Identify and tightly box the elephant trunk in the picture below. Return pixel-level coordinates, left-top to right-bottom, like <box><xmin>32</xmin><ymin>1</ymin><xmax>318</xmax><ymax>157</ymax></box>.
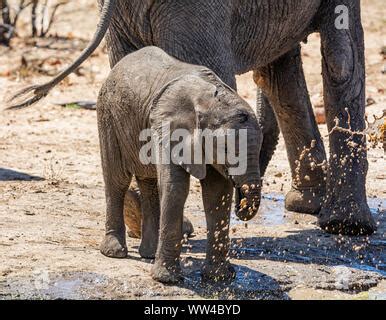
<box><xmin>232</xmin><ymin>170</ymin><xmax>261</xmax><ymax>221</ymax></box>
<box><xmin>8</xmin><ymin>0</ymin><xmax>117</xmax><ymax>109</ymax></box>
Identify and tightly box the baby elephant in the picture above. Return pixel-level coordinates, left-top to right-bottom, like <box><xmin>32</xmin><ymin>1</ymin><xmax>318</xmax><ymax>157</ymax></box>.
<box><xmin>97</xmin><ymin>46</ymin><xmax>262</xmax><ymax>283</ymax></box>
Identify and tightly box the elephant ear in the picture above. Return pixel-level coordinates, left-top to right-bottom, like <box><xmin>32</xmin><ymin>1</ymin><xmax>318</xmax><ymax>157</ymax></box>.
<box><xmin>150</xmin><ymin>75</ymin><xmax>217</xmax><ymax>180</ymax></box>
<box><xmin>178</xmin><ymin>128</ymin><xmax>207</xmax><ymax>180</ymax></box>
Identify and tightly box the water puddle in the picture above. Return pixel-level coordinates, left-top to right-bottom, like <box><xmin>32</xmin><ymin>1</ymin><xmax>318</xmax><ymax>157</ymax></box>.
<box><xmin>229</xmin><ymin>193</ymin><xmax>386</xmax><ymax>228</ymax></box>
<box><xmin>5</xmin><ymin>272</ymin><xmax>111</xmax><ymax>300</ymax></box>
<box><xmin>231</xmin><ymin>192</ymin><xmax>288</xmax><ymax>227</ymax></box>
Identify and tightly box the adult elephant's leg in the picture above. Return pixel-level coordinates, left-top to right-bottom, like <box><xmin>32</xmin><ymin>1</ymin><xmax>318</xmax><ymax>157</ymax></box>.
<box><xmin>200</xmin><ymin>166</ymin><xmax>235</xmax><ymax>282</ymax></box>
<box><xmin>318</xmin><ymin>1</ymin><xmax>376</xmax><ymax>235</ymax></box>
<box><xmin>255</xmin><ymin>88</ymin><xmax>280</xmax><ymax>177</ymax></box>
<box><xmin>152</xmin><ymin>164</ymin><xmax>190</xmax><ymax>284</ymax></box>
<box><xmin>137</xmin><ymin>177</ymin><xmax>160</xmax><ymax>259</ymax></box>
<box><xmin>104</xmin><ymin>24</ymin><xmax>138</xmax><ymax>67</ymax></box>
<box><xmin>254</xmin><ymin>46</ymin><xmax>327</xmax><ymax>214</ymax></box>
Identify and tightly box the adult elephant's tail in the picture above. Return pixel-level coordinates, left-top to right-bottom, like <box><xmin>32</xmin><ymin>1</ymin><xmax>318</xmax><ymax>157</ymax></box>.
<box><xmin>7</xmin><ymin>0</ymin><xmax>117</xmax><ymax>110</ymax></box>
<box><xmin>256</xmin><ymin>87</ymin><xmax>280</xmax><ymax>177</ymax></box>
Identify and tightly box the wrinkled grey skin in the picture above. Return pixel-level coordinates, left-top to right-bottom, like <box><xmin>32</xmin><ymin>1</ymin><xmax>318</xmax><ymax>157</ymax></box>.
<box><xmin>10</xmin><ymin>0</ymin><xmax>376</xmax><ymax>235</ymax></box>
<box><xmin>97</xmin><ymin>47</ymin><xmax>262</xmax><ymax>283</ymax></box>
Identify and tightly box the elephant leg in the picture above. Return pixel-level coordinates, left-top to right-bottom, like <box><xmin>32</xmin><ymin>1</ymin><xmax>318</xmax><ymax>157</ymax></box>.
<box><xmin>105</xmin><ymin>25</ymin><xmax>138</xmax><ymax>67</ymax></box>
<box><xmin>124</xmin><ymin>184</ymin><xmax>195</xmax><ymax>242</ymax></box>
<box><xmin>200</xmin><ymin>166</ymin><xmax>235</xmax><ymax>283</ymax></box>
<box><xmin>317</xmin><ymin>2</ymin><xmax>376</xmax><ymax>235</ymax></box>
<box><xmin>98</xmin><ymin>120</ymin><xmax>131</xmax><ymax>259</ymax></box>
<box><xmin>151</xmin><ymin>165</ymin><xmax>190</xmax><ymax>284</ymax></box>
<box><xmin>254</xmin><ymin>46</ymin><xmax>327</xmax><ymax>215</ymax></box>
<box><xmin>136</xmin><ymin>177</ymin><xmax>160</xmax><ymax>259</ymax></box>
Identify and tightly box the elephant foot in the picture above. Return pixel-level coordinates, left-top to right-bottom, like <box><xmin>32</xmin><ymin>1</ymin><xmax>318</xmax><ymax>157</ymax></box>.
<box><xmin>201</xmin><ymin>262</ymin><xmax>236</xmax><ymax>283</ymax></box>
<box><xmin>285</xmin><ymin>186</ymin><xmax>325</xmax><ymax>215</ymax></box>
<box><xmin>139</xmin><ymin>241</ymin><xmax>157</xmax><ymax>260</ymax></box>
<box><xmin>100</xmin><ymin>233</ymin><xmax>128</xmax><ymax>258</ymax></box>
<box><xmin>151</xmin><ymin>261</ymin><xmax>183</xmax><ymax>284</ymax></box>
<box><xmin>318</xmin><ymin>199</ymin><xmax>377</xmax><ymax>236</ymax></box>
<box><xmin>183</xmin><ymin>216</ymin><xmax>195</xmax><ymax>238</ymax></box>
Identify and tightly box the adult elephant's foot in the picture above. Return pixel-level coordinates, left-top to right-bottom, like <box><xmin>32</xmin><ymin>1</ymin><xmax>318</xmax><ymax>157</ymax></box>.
<box><xmin>285</xmin><ymin>186</ymin><xmax>325</xmax><ymax>215</ymax></box>
<box><xmin>151</xmin><ymin>261</ymin><xmax>183</xmax><ymax>284</ymax></box>
<box><xmin>201</xmin><ymin>262</ymin><xmax>236</xmax><ymax>283</ymax></box>
<box><xmin>318</xmin><ymin>199</ymin><xmax>377</xmax><ymax>236</ymax></box>
<box><xmin>100</xmin><ymin>233</ymin><xmax>128</xmax><ymax>258</ymax></box>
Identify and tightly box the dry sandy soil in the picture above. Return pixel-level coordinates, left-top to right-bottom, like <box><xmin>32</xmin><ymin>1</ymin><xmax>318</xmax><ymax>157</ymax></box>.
<box><xmin>0</xmin><ymin>1</ymin><xmax>385</xmax><ymax>300</ymax></box>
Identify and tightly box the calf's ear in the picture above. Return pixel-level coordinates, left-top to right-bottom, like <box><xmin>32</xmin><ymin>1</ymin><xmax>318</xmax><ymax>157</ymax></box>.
<box><xmin>179</xmin><ymin>130</ymin><xmax>207</xmax><ymax>180</ymax></box>
<box><xmin>150</xmin><ymin>75</ymin><xmax>214</xmax><ymax>180</ymax></box>
<box><xmin>181</xmin><ymin>163</ymin><xmax>207</xmax><ymax>180</ymax></box>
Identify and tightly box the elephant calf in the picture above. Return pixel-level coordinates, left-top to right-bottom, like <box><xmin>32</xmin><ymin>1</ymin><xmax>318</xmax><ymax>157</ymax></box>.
<box><xmin>97</xmin><ymin>46</ymin><xmax>263</xmax><ymax>283</ymax></box>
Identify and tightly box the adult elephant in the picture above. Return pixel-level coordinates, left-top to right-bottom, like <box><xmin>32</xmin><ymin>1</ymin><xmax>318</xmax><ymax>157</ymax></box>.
<box><xmin>10</xmin><ymin>0</ymin><xmax>376</xmax><ymax>236</ymax></box>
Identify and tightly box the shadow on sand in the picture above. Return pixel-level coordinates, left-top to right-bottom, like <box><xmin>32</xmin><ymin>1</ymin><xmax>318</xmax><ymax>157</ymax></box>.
<box><xmin>0</xmin><ymin>168</ymin><xmax>44</xmax><ymax>182</ymax></box>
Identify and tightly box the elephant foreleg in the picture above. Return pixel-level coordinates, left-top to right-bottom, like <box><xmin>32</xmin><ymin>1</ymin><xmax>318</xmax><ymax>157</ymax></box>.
<box><xmin>200</xmin><ymin>166</ymin><xmax>235</xmax><ymax>282</ymax></box>
<box><xmin>151</xmin><ymin>164</ymin><xmax>190</xmax><ymax>284</ymax></box>
<box><xmin>254</xmin><ymin>46</ymin><xmax>327</xmax><ymax>215</ymax></box>
<box><xmin>317</xmin><ymin>1</ymin><xmax>376</xmax><ymax>235</ymax></box>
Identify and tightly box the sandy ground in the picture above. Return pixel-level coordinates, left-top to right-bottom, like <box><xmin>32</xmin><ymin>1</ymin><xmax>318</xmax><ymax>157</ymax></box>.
<box><xmin>0</xmin><ymin>1</ymin><xmax>385</xmax><ymax>300</ymax></box>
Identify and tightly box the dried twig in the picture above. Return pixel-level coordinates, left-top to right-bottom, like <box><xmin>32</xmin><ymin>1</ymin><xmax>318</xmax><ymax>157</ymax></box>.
<box><xmin>39</xmin><ymin>0</ymin><xmax>67</xmax><ymax>37</ymax></box>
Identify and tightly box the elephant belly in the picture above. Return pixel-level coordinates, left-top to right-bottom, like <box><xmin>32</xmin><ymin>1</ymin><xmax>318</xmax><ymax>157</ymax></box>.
<box><xmin>232</xmin><ymin>0</ymin><xmax>322</xmax><ymax>72</ymax></box>
<box><xmin>111</xmin><ymin>0</ymin><xmax>321</xmax><ymax>75</ymax></box>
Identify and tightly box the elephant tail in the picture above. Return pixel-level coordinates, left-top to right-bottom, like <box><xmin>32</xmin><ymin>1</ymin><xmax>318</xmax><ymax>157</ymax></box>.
<box><xmin>256</xmin><ymin>87</ymin><xmax>280</xmax><ymax>177</ymax></box>
<box><xmin>6</xmin><ymin>0</ymin><xmax>117</xmax><ymax>110</ymax></box>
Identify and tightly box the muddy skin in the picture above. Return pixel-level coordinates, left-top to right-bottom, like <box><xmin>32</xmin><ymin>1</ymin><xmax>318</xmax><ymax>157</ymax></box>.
<box><xmin>97</xmin><ymin>47</ymin><xmax>262</xmax><ymax>283</ymax></box>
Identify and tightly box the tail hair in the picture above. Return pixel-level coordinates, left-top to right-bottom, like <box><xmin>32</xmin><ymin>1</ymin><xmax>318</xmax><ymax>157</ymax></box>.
<box><xmin>6</xmin><ymin>83</ymin><xmax>53</xmax><ymax>110</ymax></box>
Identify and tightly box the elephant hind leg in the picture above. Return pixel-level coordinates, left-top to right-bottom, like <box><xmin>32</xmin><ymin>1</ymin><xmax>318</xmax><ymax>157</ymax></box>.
<box><xmin>136</xmin><ymin>177</ymin><xmax>160</xmax><ymax>259</ymax></box>
<box><xmin>254</xmin><ymin>46</ymin><xmax>327</xmax><ymax>215</ymax></box>
<box><xmin>98</xmin><ymin>111</ymin><xmax>132</xmax><ymax>259</ymax></box>
<box><xmin>124</xmin><ymin>184</ymin><xmax>195</xmax><ymax>242</ymax></box>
